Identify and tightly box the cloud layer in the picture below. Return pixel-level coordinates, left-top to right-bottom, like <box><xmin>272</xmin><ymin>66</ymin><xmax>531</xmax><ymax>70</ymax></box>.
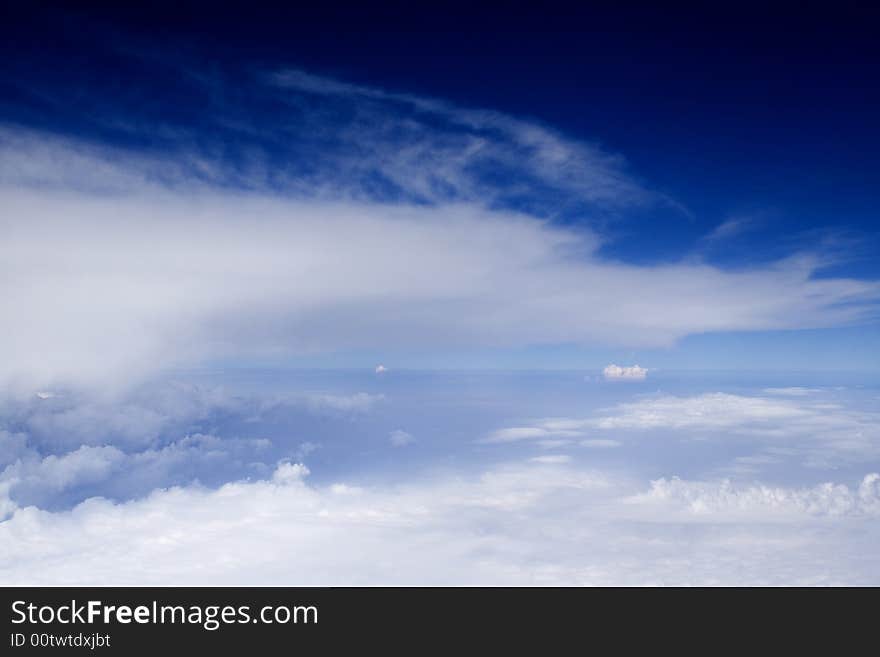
<box><xmin>1</xmin><ymin>459</ymin><xmax>877</xmax><ymax>585</ymax></box>
<box><xmin>486</xmin><ymin>388</ymin><xmax>880</xmax><ymax>470</ymax></box>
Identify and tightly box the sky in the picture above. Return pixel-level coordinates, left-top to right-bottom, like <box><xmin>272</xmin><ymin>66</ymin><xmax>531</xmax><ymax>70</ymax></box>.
<box><xmin>0</xmin><ymin>3</ymin><xmax>879</xmax><ymax>585</ymax></box>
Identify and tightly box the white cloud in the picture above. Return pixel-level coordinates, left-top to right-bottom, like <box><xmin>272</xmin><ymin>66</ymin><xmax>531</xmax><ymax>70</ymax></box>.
<box><xmin>603</xmin><ymin>364</ymin><xmax>648</xmax><ymax>381</ymax></box>
<box><xmin>581</xmin><ymin>439</ymin><xmax>622</xmax><ymax>448</ymax></box>
<box><xmin>702</xmin><ymin>217</ymin><xmax>756</xmax><ymax>244</ymax></box>
<box><xmin>592</xmin><ymin>391</ymin><xmax>880</xmax><ymax>469</ymax></box>
<box><xmin>271</xmin><ymin>461</ymin><xmax>310</xmax><ymax>485</ymax></box>
<box><xmin>375</xmin><ymin>365</ymin><xmax>388</xmax><ymax>374</ymax></box>
<box><xmin>268</xmin><ymin>69</ymin><xmax>655</xmax><ymax>210</ymax></box>
<box><xmin>0</xmin><ymin>433</ymin><xmax>274</xmax><ymax>513</ymax></box>
<box><xmin>484</xmin><ymin>420</ymin><xmax>588</xmax><ymax>443</ymax></box>
<box><xmin>627</xmin><ymin>473</ymin><xmax>880</xmax><ymax>520</ymax></box>
<box><xmin>536</xmin><ymin>439</ymin><xmax>573</xmax><ymax>449</ymax></box>
<box><xmin>530</xmin><ymin>455</ymin><xmax>572</xmax><ymax>464</ymax></box>
<box><xmin>389</xmin><ymin>430</ymin><xmax>415</xmax><ymax>447</ymax></box>
<box><xmin>1</xmin><ymin>445</ymin><xmax>125</xmax><ymax>499</ymax></box>
<box><xmin>485</xmin><ymin>427</ymin><xmax>553</xmax><ymax>443</ymax></box>
<box><xmin>594</xmin><ymin>392</ymin><xmax>810</xmax><ymax>430</ymax></box>
<box><xmin>0</xmin><ymin>97</ymin><xmax>877</xmax><ymax>391</ymax></box>
<box><xmin>305</xmin><ymin>392</ymin><xmax>385</xmax><ymax>413</ymax></box>
<box><xmin>0</xmin><ymin>461</ymin><xmax>877</xmax><ymax>585</ymax></box>
<box><xmin>486</xmin><ymin>391</ymin><xmax>880</xmax><ymax>470</ymax></box>
<box><xmin>763</xmin><ymin>387</ymin><xmax>820</xmax><ymax>396</ymax></box>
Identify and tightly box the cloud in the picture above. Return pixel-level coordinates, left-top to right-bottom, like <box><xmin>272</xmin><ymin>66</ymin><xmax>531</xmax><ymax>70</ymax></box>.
<box><xmin>763</xmin><ymin>387</ymin><xmax>819</xmax><ymax>396</ymax></box>
<box><xmin>294</xmin><ymin>442</ymin><xmax>321</xmax><ymax>460</ymax></box>
<box><xmin>627</xmin><ymin>473</ymin><xmax>880</xmax><ymax>519</ymax></box>
<box><xmin>375</xmin><ymin>365</ymin><xmax>388</xmax><ymax>374</ymax></box>
<box><xmin>485</xmin><ymin>390</ymin><xmax>880</xmax><ymax>470</ymax></box>
<box><xmin>536</xmin><ymin>439</ymin><xmax>573</xmax><ymax>449</ymax></box>
<box><xmin>592</xmin><ymin>391</ymin><xmax>880</xmax><ymax>469</ymax></box>
<box><xmin>594</xmin><ymin>392</ymin><xmax>810</xmax><ymax>430</ymax></box>
<box><xmin>581</xmin><ymin>439</ymin><xmax>622</xmax><ymax>448</ymax></box>
<box><xmin>305</xmin><ymin>393</ymin><xmax>385</xmax><ymax>413</ymax></box>
<box><xmin>603</xmin><ymin>364</ymin><xmax>648</xmax><ymax>381</ymax></box>
<box><xmin>1</xmin><ymin>460</ymin><xmax>877</xmax><ymax>585</ymax></box>
<box><xmin>268</xmin><ymin>69</ymin><xmax>655</xmax><ymax>211</ymax></box>
<box><xmin>0</xmin><ymin>381</ymin><xmax>391</xmax><ymax>510</ymax></box>
<box><xmin>485</xmin><ymin>427</ymin><xmax>554</xmax><ymax>443</ymax></box>
<box><xmin>530</xmin><ymin>455</ymin><xmax>572</xmax><ymax>464</ymax></box>
<box><xmin>702</xmin><ymin>217</ymin><xmax>756</xmax><ymax>244</ymax></box>
<box><xmin>0</xmin><ymin>71</ymin><xmax>878</xmax><ymax>390</ymax></box>
<box><xmin>484</xmin><ymin>420</ymin><xmax>588</xmax><ymax>443</ymax></box>
<box><xmin>0</xmin><ymin>434</ymin><xmax>273</xmax><ymax>512</ymax></box>
<box><xmin>389</xmin><ymin>430</ymin><xmax>415</xmax><ymax>447</ymax></box>
<box><xmin>2</xmin><ymin>445</ymin><xmax>125</xmax><ymax>500</ymax></box>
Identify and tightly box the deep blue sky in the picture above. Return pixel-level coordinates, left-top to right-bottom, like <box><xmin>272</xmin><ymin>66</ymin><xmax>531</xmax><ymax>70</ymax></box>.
<box><xmin>2</xmin><ymin>3</ymin><xmax>879</xmax><ymax>270</ymax></box>
<box><xmin>2</xmin><ymin>2</ymin><xmax>878</xmax><ymax>370</ymax></box>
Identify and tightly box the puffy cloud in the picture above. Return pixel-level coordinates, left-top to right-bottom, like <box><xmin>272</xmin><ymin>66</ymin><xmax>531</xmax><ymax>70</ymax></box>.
<box><xmin>627</xmin><ymin>473</ymin><xmax>880</xmax><ymax>519</ymax></box>
<box><xmin>603</xmin><ymin>364</ymin><xmax>648</xmax><ymax>381</ymax></box>
<box><xmin>0</xmin><ymin>460</ymin><xmax>877</xmax><ymax>585</ymax></box>
<box><xmin>375</xmin><ymin>365</ymin><xmax>388</xmax><ymax>374</ymax></box>
<box><xmin>0</xmin><ymin>434</ymin><xmax>273</xmax><ymax>512</ymax></box>
<box><xmin>0</xmin><ymin>381</ymin><xmax>392</xmax><ymax>510</ymax></box>
<box><xmin>271</xmin><ymin>461</ymin><xmax>310</xmax><ymax>485</ymax></box>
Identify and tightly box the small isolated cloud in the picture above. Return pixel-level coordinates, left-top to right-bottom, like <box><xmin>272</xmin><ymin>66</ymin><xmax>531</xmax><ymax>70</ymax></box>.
<box><xmin>35</xmin><ymin>391</ymin><xmax>55</xmax><ymax>400</ymax></box>
<box><xmin>484</xmin><ymin>419</ymin><xmax>589</xmax><ymax>443</ymax></box>
<box><xmin>375</xmin><ymin>365</ymin><xmax>388</xmax><ymax>374</ymax></box>
<box><xmin>763</xmin><ymin>387</ymin><xmax>819</xmax><ymax>396</ymax></box>
<box><xmin>603</xmin><ymin>364</ymin><xmax>648</xmax><ymax>381</ymax></box>
<box><xmin>530</xmin><ymin>455</ymin><xmax>572</xmax><ymax>464</ymax></box>
<box><xmin>271</xmin><ymin>461</ymin><xmax>310</xmax><ymax>485</ymax></box>
<box><xmin>537</xmin><ymin>439</ymin><xmax>573</xmax><ymax>449</ymax></box>
<box><xmin>581</xmin><ymin>439</ymin><xmax>622</xmax><ymax>449</ymax></box>
<box><xmin>389</xmin><ymin>430</ymin><xmax>415</xmax><ymax>447</ymax></box>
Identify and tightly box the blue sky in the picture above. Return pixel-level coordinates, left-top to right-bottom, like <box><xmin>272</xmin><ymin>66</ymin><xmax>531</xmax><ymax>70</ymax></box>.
<box><xmin>1</xmin><ymin>4</ymin><xmax>879</xmax><ymax>585</ymax></box>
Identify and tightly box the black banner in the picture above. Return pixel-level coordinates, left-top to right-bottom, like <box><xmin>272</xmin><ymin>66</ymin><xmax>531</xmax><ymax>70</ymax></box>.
<box><xmin>0</xmin><ymin>587</ymin><xmax>874</xmax><ymax>652</ymax></box>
